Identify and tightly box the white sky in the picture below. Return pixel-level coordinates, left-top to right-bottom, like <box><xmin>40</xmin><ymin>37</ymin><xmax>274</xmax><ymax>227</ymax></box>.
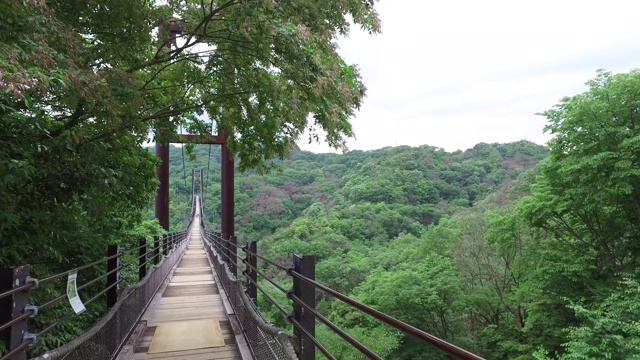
<box><xmin>298</xmin><ymin>0</ymin><xmax>640</xmax><ymax>153</ymax></box>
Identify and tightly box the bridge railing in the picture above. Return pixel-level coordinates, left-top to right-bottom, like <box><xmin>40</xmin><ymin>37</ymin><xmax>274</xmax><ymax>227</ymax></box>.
<box><xmin>202</xmin><ymin>229</ymin><xmax>485</xmax><ymax>360</ymax></box>
<box><xmin>201</xmin><ymin>230</ymin><xmax>298</xmax><ymax>360</ymax></box>
<box><xmin>0</xmin><ymin>228</ymin><xmax>192</xmax><ymax>360</ymax></box>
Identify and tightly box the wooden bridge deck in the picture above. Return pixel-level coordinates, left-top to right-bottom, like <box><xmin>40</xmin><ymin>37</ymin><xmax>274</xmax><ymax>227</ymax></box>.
<box><xmin>119</xmin><ymin>225</ymin><xmax>250</xmax><ymax>360</ymax></box>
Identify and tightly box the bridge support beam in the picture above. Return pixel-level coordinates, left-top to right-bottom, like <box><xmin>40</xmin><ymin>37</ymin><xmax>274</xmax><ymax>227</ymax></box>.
<box><xmin>0</xmin><ymin>266</ymin><xmax>30</xmax><ymax>360</ymax></box>
<box><xmin>200</xmin><ymin>169</ymin><xmax>205</xmax><ymax>229</ymax></box>
<box><xmin>106</xmin><ymin>245</ymin><xmax>120</xmax><ymax>309</ymax></box>
<box><xmin>191</xmin><ymin>169</ymin><xmax>196</xmax><ymax>216</ymax></box>
<box><xmin>153</xmin><ymin>235</ymin><xmax>160</xmax><ymax>265</ymax></box>
<box><xmin>245</xmin><ymin>241</ymin><xmax>257</xmax><ymax>304</ymax></box>
<box><xmin>139</xmin><ymin>237</ymin><xmax>148</xmax><ymax>281</ymax></box>
<box><xmin>293</xmin><ymin>255</ymin><xmax>316</xmax><ymax>360</ymax></box>
<box><xmin>220</xmin><ymin>141</ymin><xmax>234</xmax><ymax>254</ymax></box>
<box><xmin>155</xmin><ymin>140</ymin><xmax>170</xmax><ymax>231</ymax></box>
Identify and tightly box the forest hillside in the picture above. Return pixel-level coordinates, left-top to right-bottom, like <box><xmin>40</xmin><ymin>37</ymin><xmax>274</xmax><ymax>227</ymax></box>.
<box><xmin>163</xmin><ymin>70</ymin><xmax>640</xmax><ymax>359</ymax></box>
<box><xmin>158</xmin><ymin>140</ymin><xmax>550</xmax><ymax>359</ymax></box>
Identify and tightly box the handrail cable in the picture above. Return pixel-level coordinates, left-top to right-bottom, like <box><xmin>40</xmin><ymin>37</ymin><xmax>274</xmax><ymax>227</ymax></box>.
<box><xmin>244</xmin><ymin>275</ymin><xmax>290</xmax><ymax>319</ymax></box>
<box><xmin>222</xmin><ymin>237</ymin><xmax>239</xmax><ymax>249</ymax></box>
<box><xmin>123</xmin><ymin>239</ymin><xmax>153</xmax><ymax>254</ymax></box>
<box><xmin>206</xmin><ymin>239</ymin><xmax>234</xmax><ymax>264</ymax></box>
<box><xmin>288</xmin><ymin>292</ymin><xmax>382</xmax><ymax>360</ymax></box>
<box><xmin>204</xmin><ymin>234</ymin><xmax>288</xmax><ymax>272</ymax></box>
<box><xmin>36</xmin><ymin>278</ymin><xmax>125</xmax><ymax>338</ymax></box>
<box><xmin>32</xmin><ymin>231</ymin><xmax>189</xmax><ymax>346</ymax></box>
<box><xmin>137</xmin><ymin>257</ymin><xmax>153</xmax><ymax>270</ymax></box>
<box><xmin>243</xmin><ymin>247</ymin><xmax>289</xmax><ymax>272</ymax></box>
<box><xmin>0</xmin><ymin>339</ymin><xmax>32</xmax><ymax>360</ymax></box>
<box><xmin>289</xmin><ymin>270</ymin><xmax>485</xmax><ymax>360</ymax></box>
<box><xmin>0</xmin><ymin>282</ymin><xmax>35</xmax><ymax>301</ymax></box>
<box><xmin>0</xmin><ymin>214</ymin><xmax>194</xmax><ymax>360</ymax></box>
<box><xmin>39</xmin><ymin>264</ymin><xmax>124</xmax><ymax>311</ymax></box>
<box><xmin>288</xmin><ymin>316</ymin><xmax>337</xmax><ymax>360</ymax></box>
<box><xmin>37</xmin><ymin>252</ymin><xmax>124</xmax><ymax>285</ymax></box>
<box><xmin>205</xmin><ymin>236</ymin><xmax>237</xmax><ymax>263</ymax></box>
<box><xmin>0</xmin><ymin>312</ymin><xmax>32</xmax><ymax>333</ymax></box>
<box><xmin>0</xmin><ymin>234</ymin><xmax>188</xmax><ymax>334</ymax></box>
<box><xmin>209</xmin><ymin>234</ymin><xmax>377</xmax><ymax>360</ymax></box>
<box><xmin>242</xmin><ymin>260</ymin><xmax>289</xmax><ymax>295</ymax></box>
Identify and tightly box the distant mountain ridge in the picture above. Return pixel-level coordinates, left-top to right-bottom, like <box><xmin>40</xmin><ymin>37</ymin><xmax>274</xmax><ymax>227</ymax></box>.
<box><xmin>157</xmin><ymin>140</ymin><xmax>548</xmax><ymax>239</ymax></box>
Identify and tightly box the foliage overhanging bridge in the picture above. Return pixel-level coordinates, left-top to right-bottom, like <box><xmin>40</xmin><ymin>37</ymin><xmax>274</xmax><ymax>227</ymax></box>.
<box><xmin>1</xmin><ymin>165</ymin><xmax>485</xmax><ymax>360</ymax></box>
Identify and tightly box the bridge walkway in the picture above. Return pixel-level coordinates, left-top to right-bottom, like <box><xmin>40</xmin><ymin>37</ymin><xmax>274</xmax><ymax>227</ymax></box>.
<box><xmin>121</xmin><ymin>225</ymin><xmax>248</xmax><ymax>360</ymax></box>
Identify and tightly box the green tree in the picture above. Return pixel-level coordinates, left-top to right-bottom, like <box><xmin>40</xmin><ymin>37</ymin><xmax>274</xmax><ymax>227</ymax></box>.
<box><xmin>354</xmin><ymin>254</ymin><xmax>467</xmax><ymax>359</ymax></box>
<box><xmin>518</xmin><ymin>69</ymin><xmax>640</xmax><ymax>357</ymax></box>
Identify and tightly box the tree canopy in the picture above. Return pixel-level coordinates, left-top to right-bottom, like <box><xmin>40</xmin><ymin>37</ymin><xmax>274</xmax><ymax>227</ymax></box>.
<box><xmin>0</xmin><ymin>0</ymin><xmax>379</xmax><ymax>354</ymax></box>
<box><xmin>166</xmin><ymin>69</ymin><xmax>640</xmax><ymax>359</ymax></box>
<box><xmin>1</xmin><ymin>0</ymin><xmax>381</xmax><ymax>268</ymax></box>
<box><xmin>2</xmin><ymin>0</ymin><xmax>380</xmax><ymax>171</ymax></box>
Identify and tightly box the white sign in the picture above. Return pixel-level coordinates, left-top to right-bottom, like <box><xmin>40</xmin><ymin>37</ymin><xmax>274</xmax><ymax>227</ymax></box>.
<box><xmin>66</xmin><ymin>271</ymin><xmax>86</xmax><ymax>314</ymax></box>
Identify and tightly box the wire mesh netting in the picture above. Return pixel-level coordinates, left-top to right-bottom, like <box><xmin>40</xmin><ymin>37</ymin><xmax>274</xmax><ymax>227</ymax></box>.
<box><xmin>203</xmin><ymin>232</ymin><xmax>298</xmax><ymax>360</ymax></box>
<box><xmin>56</xmin><ymin>233</ymin><xmax>190</xmax><ymax>360</ymax></box>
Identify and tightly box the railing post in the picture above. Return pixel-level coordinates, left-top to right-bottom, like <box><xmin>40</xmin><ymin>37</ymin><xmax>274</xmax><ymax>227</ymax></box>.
<box><xmin>0</xmin><ymin>266</ymin><xmax>30</xmax><ymax>360</ymax></box>
<box><xmin>138</xmin><ymin>237</ymin><xmax>147</xmax><ymax>281</ymax></box>
<box><xmin>293</xmin><ymin>255</ymin><xmax>316</xmax><ymax>360</ymax></box>
<box><xmin>245</xmin><ymin>241</ymin><xmax>257</xmax><ymax>304</ymax></box>
<box><xmin>214</xmin><ymin>232</ymin><xmax>220</xmax><ymax>254</ymax></box>
<box><xmin>224</xmin><ymin>235</ymin><xmax>230</xmax><ymax>263</ymax></box>
<box><xmin>106</xmin><ymin>245</ymin><xmax>120</xmax><ymax>309</ymax></box>
<box><xmin>163</xmin><ymin>234</ymin><xmax>168</xmax><ymax>257</ymax></box>
<box><xmin>153</xmin><ymin>235</ymin><xmax>160</xmax><ymax>265</ymax></box>
<box><xmin>229</xmin><ymin>235</ymin><xmax>237</xmax><ymax>276</ymax></box>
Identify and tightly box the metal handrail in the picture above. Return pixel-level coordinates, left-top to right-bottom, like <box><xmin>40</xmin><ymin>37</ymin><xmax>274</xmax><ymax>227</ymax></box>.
<box><xmin>202</xmin><ymin>226</ymin><xmax>485</xmax><ymax>360</ymax></box>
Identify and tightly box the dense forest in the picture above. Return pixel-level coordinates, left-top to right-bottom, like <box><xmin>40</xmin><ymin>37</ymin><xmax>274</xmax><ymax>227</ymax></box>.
<box><xmin>3</xmin><ymin>1</ymin><xmax>640</xmax><ymax>359</ymax></box>
<box><xmin>1</xmin><ymin>0</ymin><xmax>379</xmax><ymax>355</ymax></box>
<box><xmin>159</xmin><ymin>71</ymin><xmax>640</xmax><ymax>359</ymax></box>
<box><xmin>161</xmin><ymin>140</ymin><xmax>548</xmax><ymax>359</ymax></box>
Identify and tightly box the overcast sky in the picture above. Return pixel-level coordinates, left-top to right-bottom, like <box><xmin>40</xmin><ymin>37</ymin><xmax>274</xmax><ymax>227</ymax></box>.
<box><xmin>298</xmin><ymin>0</ymin><xmax>640</xmax><ymax>153</ymax></box>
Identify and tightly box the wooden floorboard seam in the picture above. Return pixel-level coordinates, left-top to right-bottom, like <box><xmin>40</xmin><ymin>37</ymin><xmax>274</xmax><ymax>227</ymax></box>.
<box><xmin>117</xmin><ymin>227</ymin><xmax>248</xmax><ymax>360</ymax></box>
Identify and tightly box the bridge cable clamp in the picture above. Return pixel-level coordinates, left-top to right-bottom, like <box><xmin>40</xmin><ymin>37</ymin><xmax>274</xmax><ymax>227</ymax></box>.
<box><xmin>26</xmin><ymin>276</ymin><xmax>39</xmax><ymax>289</ymax></box>
<box><xmin>24</xmin><ymin>305</ymin><xmax>38</xmax><ymax>318</ymax></box>
<box><xmin>23</xmin><ymin>332</ymin><xmax>38</xmax><ymax>344</ymax></box>
<box><xmin>285</xmin><ymin>290</ymin><xmax>294</xmax><ymax>300</ymax></box>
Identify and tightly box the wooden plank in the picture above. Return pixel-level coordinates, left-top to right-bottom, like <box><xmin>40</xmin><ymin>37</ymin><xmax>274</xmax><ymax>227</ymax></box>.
<box><xmin>171</xmin><ymin>275</ymin><xmax>215</xmax><ymax>282</ymax></box>
<box><xmin>124</xmin><ymin>233</ymin><xmax>245</xmax><ymax>360</ymax></box>
<box><xmin>154</xmin><ymin>300</ymin><xmax>225</xmax><ymax>308</ymax></box>
<box><xmin>162</xmin><ymin>284</ymin><xmax>219</xmax><ymax>297</ymax></box>
<box><xmin>174</xmin><ymin>269</ymin><xmax>212</xmax><ymax>275</ymax></box>
<box><xmin>148</xmin><ymin>319</ymin><xmax>225</xmax><ymax>354</ymax></box>
<box><xmin>132</xmin><ymin>346</ymin><xmax>241</xmax><ymax>360</ymax></box>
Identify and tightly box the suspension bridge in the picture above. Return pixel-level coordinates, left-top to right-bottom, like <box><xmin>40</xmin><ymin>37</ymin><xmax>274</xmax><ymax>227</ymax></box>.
<box><xmin>1</xmin><ymin>140</ymin><xmax>486</xmax><ymax>360</ymax></box>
